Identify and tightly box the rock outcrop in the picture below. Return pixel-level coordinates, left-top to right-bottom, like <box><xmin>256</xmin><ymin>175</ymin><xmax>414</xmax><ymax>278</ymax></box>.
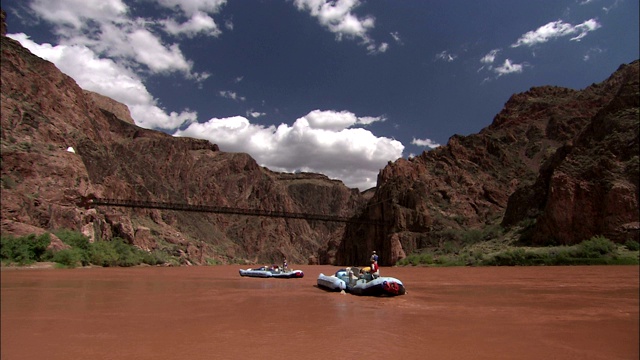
<box><xmin>502</xmin><ymin>61</ymin><xmax>639</xmax><ymax>245</ymax></box>
<box><xmin>336</xmin><ymin>60</ymin><xmax>639</xmax><ymax>266</ymax></box>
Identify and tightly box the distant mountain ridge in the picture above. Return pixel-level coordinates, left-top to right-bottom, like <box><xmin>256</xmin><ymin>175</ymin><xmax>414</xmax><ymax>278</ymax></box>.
<box><xmin>1</xmin><ymin>10</ymin><xmax>637</xmax><ymax>265</ymax></box>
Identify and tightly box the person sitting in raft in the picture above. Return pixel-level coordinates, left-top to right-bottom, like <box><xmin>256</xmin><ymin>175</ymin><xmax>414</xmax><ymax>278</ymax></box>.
<box><xmin>283</xmin><ymin>258</ymin><xmax>288</xmax><ymax>271</ymax></box>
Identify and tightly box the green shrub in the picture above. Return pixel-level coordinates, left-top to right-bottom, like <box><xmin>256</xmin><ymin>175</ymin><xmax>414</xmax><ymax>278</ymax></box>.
<box><xmin>110</xmin><ymin>238</ymin><xmax>143</xmax><ymax>267</ymax></box>
<box><xmin>578</xmin><ymin>236</ymin><xmax>616</xmax><ymax>258</ymax></box>
<box><xmin>461</xmin><ymin>229</ymin><xmax>483</xmax><ymax>244</ymax></box>
<box><xmin>140</xmin><ymin>250</ymin><xmax>170</xmax><ymax>266</ymax></box>
<box><xmin>442</xmin><ymin>241</ymin><xmax>459</xmax><ymax>254</ymax></box>
<box><xmin>1</xmin><ymin>230</ymin><xmax>174</xmax><ymax>268</ymax></box>
<box><xmin>54</xmin><ymin>229</ymin><xmax>92</xmax><ymax>265</ymax></box>
<box><xmin>51</xmin><ymin>248</ymin><xmax>84</xmax><ymax>268</ymax></box>
<box><xmin>88</xmin><ymin>241</ymin><xmax>119</xmax><ymax>267</ymax></box>
<box><xmin>0</xmin><ymin>233</ymin><xmax>51</xmax><ymax>264</ymax></box>
<box><xmin>481</xmin><ymin>224</ymin><xmax>503</xmax><ymax>241</ymax></box>
<box><xmin>55</xmin><ymin>229</ymin><xmax>90</xmax><ymax>250</ymax></box>
<box><xmin>419</xmin><ymin>253</ymin><xmax>433</xmax><ymax>264</ymax></box>
<box><xmin>624</xmin><ymin>240</ymin><xmax>639</xmax><ymax>251</ymax></box>
<box><xmin>485</xmin><ymin>248</ymin><xmax>527</xmax><ymax>266</ymax></box>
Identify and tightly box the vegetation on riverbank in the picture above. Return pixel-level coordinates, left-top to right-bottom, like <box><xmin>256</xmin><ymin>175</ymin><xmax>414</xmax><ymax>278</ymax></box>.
<box><xmin>2</xmin><ymin>227</ymin><xmax>638</xmax><ymax>268</ymax></box>
<box><xmin>1</xmin><ymin>229</ymin><xmax>176</xmax><ymax>268</ymax></box>
<box><xmin>397</xmin><ymin>225</ymin><xmax>639</xmax><ymax>267</ymax></box>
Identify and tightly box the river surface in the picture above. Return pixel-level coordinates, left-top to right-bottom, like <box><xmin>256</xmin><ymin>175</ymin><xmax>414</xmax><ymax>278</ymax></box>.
<box><xmin>1</xmin><ymin>265</ymin><xmax>638</xmax><ymax>360</ymax></box>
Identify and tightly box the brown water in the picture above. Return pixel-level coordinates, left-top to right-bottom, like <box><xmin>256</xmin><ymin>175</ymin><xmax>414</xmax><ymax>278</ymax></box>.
<box><xmin>1</xmin><ymin>265</ymin><xmax>638</xmax><ymax>360</ymax></box>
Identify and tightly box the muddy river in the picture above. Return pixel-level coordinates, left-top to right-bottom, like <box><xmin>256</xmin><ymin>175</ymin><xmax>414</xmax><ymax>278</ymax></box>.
<box><xmin>1</xmin><ymin>265</ymin><xmax>638</xmax><ymax>360</ymax></box>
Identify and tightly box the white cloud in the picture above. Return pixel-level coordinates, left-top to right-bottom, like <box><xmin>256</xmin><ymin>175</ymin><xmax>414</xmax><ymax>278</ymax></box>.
<box><xmin>390</xmin><ymin>31</ymin><xmax>402</xmax><ymax>44</ymax></box>
<box><xmin>29</xmin><ymin>0</ymin><xmax>128</xmax><ymax>29</ymax></box>
<box><xmin>494</xmin><ymin>59</ymin><xmax>525</xmax><ymax>76</ymax></box>
<box><xmin>219</xmin><ymin>90</ymin><xmax>246</xmax><ymax>101</ymax></box>
<box><xmin>603</xmin><ymin>0</ymin><xmax>622</xmax><ymax>13</ymax></box>
<box><xmin>411</xmin><ymin>138</ymin><xmax>441</xmax><ymax>149</ymax></box>
<box><xmin>8</xmin><ymin>33</ymin><xmax>197</xmax><ymax>131</ymax></box>
<box><xmin>247</xmin><ymin>110</ymin><xmax>266</xmax><ymax>118</ymax></box>
<box><xmin>156</xmin><ymin>0</ymin><xmax>227</xmax><ymax>16</ymax></box>
<box><xmin>161</xmin><ymin>11</ymin><xmax>222</xmax><ymax>38</ymax></box>
<box><xmin>583</xmin><ymin>46</ymin><xmax>605</xmax><ymax>61</ymax></box>
<box><xmin>175</xmin><ymin>110</ymin><xmax>404</xmax><ymax>190</ymax></box>
<box><xmin>357</xmin><ymin>115</ymin><xmax>386</xmax><ymax>126</ymax></box>
<box><xmin>368</xmin><ymin>42</ymin><xmax>389</xmax><ymax>54</ymax></box>
<box><xmin>511</xmin><ymin>19</ymin><xmax>601</xmax><ymax>47</ymax></box>
<box><xmin>435</xmin><ymin>50</ymin><xmax>457</xmax><ymax>62</ymax></box>
<box><xmin>301</xmin><ymin>110</ymin><xmax>384</xmax><ymax>131</ymax></box>
<box><xmin>128</xmin><ymin>29</ymin><xmax>193</xmax><ymax>73</ymax></box>
<box><xmin>293</xmin><ymin>0</ymin><xmax>385</xmax><ymax>54</ymax></box>
<box><xmin>481</xmin><ymin>49</ymin><xmax>500</xmax><ymax>64</ymax></box>
<box><xmin>25</xmin><ymin>0</ymin><xmax>224</xmax><ymax>79</ymax></box>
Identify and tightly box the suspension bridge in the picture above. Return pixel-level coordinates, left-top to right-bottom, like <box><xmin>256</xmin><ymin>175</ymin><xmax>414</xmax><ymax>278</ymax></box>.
<box><xmin>78</xmin><ymin>195</ymin><xmax>386</xmax><ymax>225</ymax></box>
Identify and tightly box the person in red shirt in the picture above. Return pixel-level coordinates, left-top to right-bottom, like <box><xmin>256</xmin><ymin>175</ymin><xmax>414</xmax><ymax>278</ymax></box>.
<box><xmin>370</xmin><ymin>258</ymin><xmax>379</xmax><ymax>279</ymax></box>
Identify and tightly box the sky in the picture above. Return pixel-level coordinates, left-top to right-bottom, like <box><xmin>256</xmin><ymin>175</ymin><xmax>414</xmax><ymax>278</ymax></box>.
<box><xmin>2</xmin><ymin>0</ymin><xmax>638</xmax><ymax>190</ymax></box>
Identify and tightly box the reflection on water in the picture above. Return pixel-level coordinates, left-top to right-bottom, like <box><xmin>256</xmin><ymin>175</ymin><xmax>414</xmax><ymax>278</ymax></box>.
<box><xmin>2</xmin><ymin>265</ymin><xmax>638</xmax><ymax>360</ymax></box>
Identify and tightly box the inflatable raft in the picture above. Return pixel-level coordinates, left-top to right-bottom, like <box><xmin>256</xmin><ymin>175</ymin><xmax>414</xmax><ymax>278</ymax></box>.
<box><xmin>239</xmin><ymin>265</ymin><xmax>304</xmax><ymax>279</ymax></box>
<box><xmin>317</xmin><ymin>267</ymin><xmax>406</xmax><ymax>296</ymax></box>
<box><xmin>317</xmin><ymin>268</ymin><xmax>349</xmax><ymax>291</ymax></box>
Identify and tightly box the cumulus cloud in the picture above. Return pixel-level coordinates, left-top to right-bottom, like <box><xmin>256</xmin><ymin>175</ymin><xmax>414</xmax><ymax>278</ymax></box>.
<box><xmin>29</xmin><ymin>0</ymin><xmax>128</xmax><ymax>29</ymax></box>
<box><xmin>511</xmin><ymin>19</ymin><xmax>601</xmax><ymax>47</ymax></box>
<box><xmin>293</xmin><ymin>0</ymin><xmax>386</xmax><ymax>54</ymax></box>
<box><xmin>8</xmin><ymin>33</ymin><xmax>197</xmax><ymax>130</ymax></box>
<box><xmin>156</xmin><ymin>0</ymin><xmax>227</xmax><ymax>16</ymax></box>
<box><xmin>411</xmin><ymin>138</ymin><xmax>441</xmax><ymax>149</ymax></box>
<box><xmin>25</xmin><ymin>0</ymin><xmax>224</xmax><ymax>79</ymax></box>
<box><xmin>301</xmin><ymin>110</ymin><xmax>385</xmax><ymax>131</ymax></box>
<box><xmin>175</xmin><ymin>110</ymin><xmax>403</xmax><ymax>190</ymax></box>
<box><xmin>161</xmin><ymin>11</ymin><xmax>223</xmax><ymax>38</ymax></box>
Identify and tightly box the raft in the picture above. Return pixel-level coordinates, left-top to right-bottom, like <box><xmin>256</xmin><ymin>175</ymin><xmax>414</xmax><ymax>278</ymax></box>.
<box><xmin>239</xmin><ymin>266</ymin><xmax>304</xmax><ymax>279</ymax></box>
<box><xmin>317</xmin><ymin>267</ymin><xmax>406</xmax><ymax>296</ymax></box>
<box><xmin>317</xmin><ymin>269</ymin><xmax>349</xmax><ymax>291</ymax></box>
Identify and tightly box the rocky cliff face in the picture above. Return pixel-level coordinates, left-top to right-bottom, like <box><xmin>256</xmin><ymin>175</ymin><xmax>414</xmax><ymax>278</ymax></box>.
<box><xmin>336</xmin><ymin>60</ymin><xmax>639</xmax><ymax>266</ymax></box>
<box><xmin>502</xmin><ymin>61</ymin><xmax>639</xmax><ymax>245</ymax></box>
<box><xmin>0</xmin><ymin>16</ymin><xmax>365</xmax><ymax>265</ymax></box>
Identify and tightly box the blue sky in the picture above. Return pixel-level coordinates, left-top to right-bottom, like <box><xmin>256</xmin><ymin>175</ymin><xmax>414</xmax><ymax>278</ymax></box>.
<box><xmin>3</xmin><ymin>0</ymin><xmax>638</xmax><ymax>190</ymax></box>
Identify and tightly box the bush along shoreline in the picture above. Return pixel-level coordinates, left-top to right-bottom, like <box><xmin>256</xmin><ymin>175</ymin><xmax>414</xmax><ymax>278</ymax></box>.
<box><xmin>1</xmin><ymin>229</ymin><xmax>177</xmax><ymax>268</ymax></box>
<box><xmin>1</xmin><ymin>229</ymin><xmax>638</xmax><ymax>269</ymax></box>
<box><xmin>397</xmin><ymin>235</ymin><xmax>639</xmax><ymax>267</ymax></box>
